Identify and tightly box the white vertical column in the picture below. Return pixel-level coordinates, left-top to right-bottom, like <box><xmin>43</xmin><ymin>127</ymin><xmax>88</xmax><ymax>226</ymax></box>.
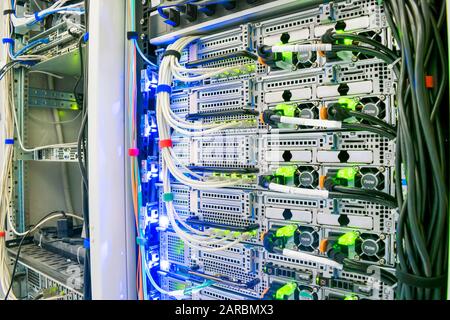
<box><xmin>88</xmin><ymin>0</ymin><xmax>136</xmax><ymax>300</ymax></box>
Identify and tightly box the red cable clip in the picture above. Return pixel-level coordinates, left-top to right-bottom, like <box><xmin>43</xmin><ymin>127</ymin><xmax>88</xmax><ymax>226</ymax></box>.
<box><xmin>0</xmin><ymin>231</ymin><xmax>6</xmax><ymax>238</ymax></box>
<box><xmin>128</xmin><ymin>148</ymin><xmax>140</xmax><ymax>157</ymax></box>
<box><xmin>425</xmin><ymin>76</ymin><xmax>434</xmax><ymax>89</ymax></box>
<box><xmin>159</xmin><ymin>139</ymin><xmax>173</xmax><ymax>149</ymax></box>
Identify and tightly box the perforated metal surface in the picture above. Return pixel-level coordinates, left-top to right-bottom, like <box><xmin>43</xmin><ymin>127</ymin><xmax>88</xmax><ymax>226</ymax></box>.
<box><xmin>154</xmin><ymin>0</ymin><xmax>398</xmax><ymax>301</ymax></box>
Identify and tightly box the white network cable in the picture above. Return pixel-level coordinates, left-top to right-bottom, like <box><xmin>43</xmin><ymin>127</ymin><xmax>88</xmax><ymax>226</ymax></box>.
<box><xmin>10</xmin><ymin>0</ymin><xmax>85</xmax><ymax>28</ymax></box>
<box><xmin>1</xmin><ymin>0</ymin><xmax>18</xmax><ymax>298</ymax></box>
<box><xmin>154</xmin><ymin>37</ymin><xmax>260</xmax><ymax>251</ymax></box>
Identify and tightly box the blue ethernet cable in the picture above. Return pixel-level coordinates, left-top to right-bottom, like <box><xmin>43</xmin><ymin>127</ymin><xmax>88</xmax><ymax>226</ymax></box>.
<box><xmin>133</xmin><ymin>39</ymin><xmax>158</xmax><ymax>70</ymax></box>
<box><xmin>12</xmin><ymin>38</ymin><xmax>50</xmax><ymax>58</ymax></box>
<box><xmin>27</xmin><ymin>7</ymin><xmax>85</xmax><ymax>27</ymax></box>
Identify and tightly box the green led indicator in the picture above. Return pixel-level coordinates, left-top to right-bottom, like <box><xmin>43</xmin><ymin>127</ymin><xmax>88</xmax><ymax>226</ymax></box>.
<box><xmin>276</xmin><ymin>224</ymin><xmax>297</xmax><ymax>238</ymax></box>
<box><xmin>275</xmin><ymin>103</ymin><xmax>297</xmax><ymax>117</ymax></box>
<box><xmin>338</xmin><ymin>231</ymin><xmax>359</xmax><ymax>246</ymax></box>
<box><xmin>275</xmin><ymin>282</ymin><xmax>297</xmax><ymax>300</ymax></box>
<box><xmin>276</xmin><ymin>166</ymin><xmax>298</xmax><ymax>178</ymax></box>
<box><xmin>336</xmin><ymin>168</ymin><xmax>358</xmax><ymax>181</ymax></box>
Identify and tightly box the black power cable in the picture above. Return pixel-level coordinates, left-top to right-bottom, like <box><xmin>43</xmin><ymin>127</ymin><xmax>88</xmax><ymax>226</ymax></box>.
<box><xmin>383</xmin><ymin>0</ymin><xmax>448</xmax><ymax>300</ymax></box>
<box><xmin>80</xmin><ymin>0</ymin><xmax>91</xmax><ymax>301</ymax></box>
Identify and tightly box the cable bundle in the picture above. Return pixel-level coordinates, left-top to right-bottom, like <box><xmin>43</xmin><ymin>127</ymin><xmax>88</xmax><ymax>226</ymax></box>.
<box><xmin>156</xmin><ymin>37</ymin><xmax>255</xmax><ymax>251</ymax></box>
<box><xmin>384</xmin><ymin>0</ymin><xmax>448</xmax><ymax>300</ymax></box>
<box><xmin>10</xmin><ymin>0</ymin><xmax>85</xmax><ymax>28</ymax></box>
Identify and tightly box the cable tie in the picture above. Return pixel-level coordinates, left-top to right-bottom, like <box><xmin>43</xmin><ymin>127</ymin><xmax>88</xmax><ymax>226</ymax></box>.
<box><xmin>425</xmin><ymin>75</ymin><xmax>434</xmax><ymax>89</ymax></box>
<box><xmin>156</xmin><ymin>84</ymin><xmax>172</xmax><ymax>95</ymax></box>
<box><xmin>387</xmin><ymin>57</ymin><xmax>401</xmax><ymax>70</ymax></box>
<box><xmin>34</xmin><ymin>12</ymin><xmax>43</xmax><ymax>22</ymax></box>
<box><xmin>83</xmin><ymin>238</ymin><xmax>90</xmax><ymax>249</ymax></box>
<box><xmin>127</xmin><ymin>31</ymin><xmax>139</xmax><ymax>40</ymax></box>
<box><xmin>159</xmin><ymin>139</ymin><xmax>173</xmax><ymax>149</ymax></box>
<box><xmin>19</xmin><ymin>60</ymin><xmax>37</xmax><ymax>66</ymax></box>
<box><xmin>0</xmin><ymin>231</ymin><xmax>6</xmax><ymax>238</ymax></box>
<box><xmin>136</xmin><ymin>236</ymin><xmax>148</xmax><ymax>247</ymax></box>
<box><xmin>128</xmin><ymin>148</ymin><xmax>140</xmax><ymax>157</ymax></box>
<box><xmin>396</xmin><ymin>270</ymin><xmax>446</xmax><ymax>289</ymax></box>
<box><xmin>3</xmin><ymin>9</ymin><xmax>15</xmax><ymax>15</ymax></box>
<box><xmin>5</xmin><ymin>139</ymin><xmax>14</xmax><ymax>145</ymax></box>
<box><xmin>2</xmin><ymin>38</ymin><xmax>14</xmax><ymax>45</ymax></box>
<box><xmin>162</xmin><ymin>193</ymin><xmax>174</xmax><ymax>202</ymax></box>
<box><xmin>162</xmin><ymin>50</ymin><xmax>181</xmax><ymax>61</ymax></box>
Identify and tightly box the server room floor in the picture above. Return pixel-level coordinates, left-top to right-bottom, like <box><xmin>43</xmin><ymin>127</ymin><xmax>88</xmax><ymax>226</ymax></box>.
<box><xmin>0</xmin><ymin>0</ymin><xmax>449</xmax><ymax>305</ymax></box>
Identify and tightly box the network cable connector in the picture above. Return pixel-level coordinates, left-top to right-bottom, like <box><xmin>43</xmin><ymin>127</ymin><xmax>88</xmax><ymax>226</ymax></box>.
<box><xmin>26</xmin><ymin>20</ymin><xmax>85</xmax><ymax>59</ymax></box>
<box><xmin>156</xmin><ymin>26</ymin><xmax>259</xmax><ymax>88</ymax></box>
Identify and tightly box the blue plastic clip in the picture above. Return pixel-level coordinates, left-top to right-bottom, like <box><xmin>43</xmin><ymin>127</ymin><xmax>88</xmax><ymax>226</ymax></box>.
<box><xmin>136</xmin><ymin>236</ymin><xmax>148</xmax><ymax>247</ymax></box>
<box><xmin>83</xmin><ymin>238</ymin><xmax>90</xmax><ymax>249</ymax></box>
<box><xmin>34</xmin><ymin>12</ymin><xmax>43</xmax><ymax>22</ymax></box>
<box><xmin>5</xmin><ymin>139</ymin><xmax>14</xmax><ymax>145</ymax></box>
<box><xmin>2</xmin><ymin>38</ymin><xmax>14</xmax><ymax>45</ymax></box>
<box><xmin>83</xmin><ymin>32</ymin><xmax>89</xmax><ymax>43</ymax></box>
<box><xmin>156</xmin><ymin>84</ymin><xmax>172</xmax><ymax>95</ymax></box>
